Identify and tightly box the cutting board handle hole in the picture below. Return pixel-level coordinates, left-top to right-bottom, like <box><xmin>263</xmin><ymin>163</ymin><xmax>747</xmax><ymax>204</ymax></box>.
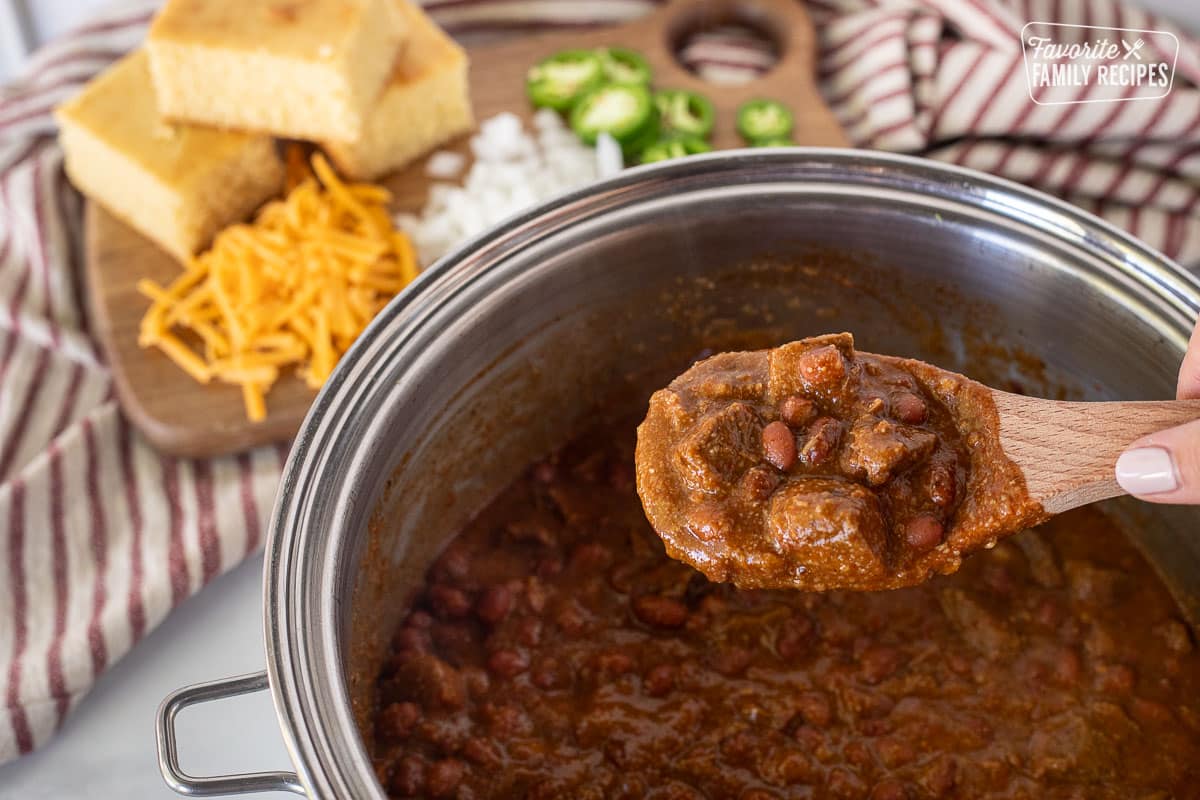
<box><xmin>664</xmin><ymin>0</ymin><xmax>785</xmax><ymax>85</ymax></box>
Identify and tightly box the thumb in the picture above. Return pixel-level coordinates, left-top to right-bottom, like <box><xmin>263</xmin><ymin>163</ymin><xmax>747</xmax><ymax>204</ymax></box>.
<box><xmin>1115</xmin><ymin>418</ymin><xmax>1200</xmax><ymax>504</ymax></box>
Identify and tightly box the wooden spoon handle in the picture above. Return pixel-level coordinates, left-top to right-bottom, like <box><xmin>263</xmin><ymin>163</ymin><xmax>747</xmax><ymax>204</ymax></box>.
<box><xmin>991</xmin><ymin>393</ymin><xmax>1200</xmax><ymax>513</ymax></box>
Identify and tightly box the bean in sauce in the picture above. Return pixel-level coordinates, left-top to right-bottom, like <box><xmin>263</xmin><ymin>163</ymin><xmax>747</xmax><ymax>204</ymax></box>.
<box><xmin>371</xmin><ymin>420</ymin><xmax>1200</xmax><ymax>798</ymax></box>
<box><xmin>635</xmin><ymin>333</ymin><xmax>1045</xmax><ymax>591</ymax></box>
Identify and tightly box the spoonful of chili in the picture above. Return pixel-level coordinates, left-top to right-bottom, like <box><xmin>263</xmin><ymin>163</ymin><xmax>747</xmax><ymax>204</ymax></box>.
<box><xmin>634</xmin><ymin>333</ymin><xmax>1200</xmax><ymax>592</ymax></box>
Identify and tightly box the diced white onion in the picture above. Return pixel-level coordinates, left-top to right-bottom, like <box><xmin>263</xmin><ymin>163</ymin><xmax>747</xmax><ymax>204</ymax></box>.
<box><xmin>595</xmin><ymin>132</ymin><xmax>623</xmax><ymax>178</ymax></box>
<box><xmin>425</xmin><ymin>150</ymin><xmax>467</xmax><ymax>179</ymax></box>
<box><xmin>398</xmin><ymin>111</ymin><xmax>606</xmax><ymax>266</ymax></box>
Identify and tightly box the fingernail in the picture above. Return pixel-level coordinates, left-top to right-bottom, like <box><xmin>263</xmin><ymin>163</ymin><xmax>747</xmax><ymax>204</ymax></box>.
<box><xmin>1116</xmin><ymin>446</ymin><xmax>1179</xmax><ymax>496</ymax></box>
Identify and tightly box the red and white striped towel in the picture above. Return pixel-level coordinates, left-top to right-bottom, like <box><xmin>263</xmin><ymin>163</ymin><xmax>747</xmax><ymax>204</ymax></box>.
<box><xmin>2</xmin><ymin>0</ymin><xmax>1199</xmax><ymax>764</ymax></box>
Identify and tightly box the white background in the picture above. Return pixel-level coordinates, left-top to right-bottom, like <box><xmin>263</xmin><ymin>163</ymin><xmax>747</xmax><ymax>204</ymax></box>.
<box><xmin>0</xmin><ymin>1</ymin><xmax>1198</xmax><ymax>798</ymax></box>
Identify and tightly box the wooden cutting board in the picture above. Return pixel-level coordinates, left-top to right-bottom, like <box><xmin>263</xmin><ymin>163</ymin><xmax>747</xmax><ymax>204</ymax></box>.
<box><xmin>85</xmin><ymin>0</ymin><xmax>849</xmax><ymax>457</ymax></box>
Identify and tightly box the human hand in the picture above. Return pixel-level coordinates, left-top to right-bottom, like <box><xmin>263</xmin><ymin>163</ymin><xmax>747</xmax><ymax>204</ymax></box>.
<box><xmin>1116</xmin><ymin>314</ymin><xmax>1200</xmax><ymax>503</ymax></box>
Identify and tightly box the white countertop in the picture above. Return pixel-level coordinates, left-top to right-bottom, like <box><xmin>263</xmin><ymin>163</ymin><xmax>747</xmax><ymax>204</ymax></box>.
<box><xmin>0</xmin><ymin>554</ymin><xmax>295</xmax><ymax>800</ymax></box>
<box><xmin>1</xmin><ymin>1</ymin><xmax>1198</xmax><ymax>797</ymax></box>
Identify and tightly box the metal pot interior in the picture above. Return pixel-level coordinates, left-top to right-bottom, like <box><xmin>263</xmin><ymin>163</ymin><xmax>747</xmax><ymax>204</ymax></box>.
<box><xmin>266</xmin><ymin>151</ymin><xmax>1200</xmax><ymax>798</ymax></box>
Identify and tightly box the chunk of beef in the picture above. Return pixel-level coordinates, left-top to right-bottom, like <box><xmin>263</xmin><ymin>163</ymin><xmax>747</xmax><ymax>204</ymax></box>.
<box><xmin>839</xmin><ymin>416</ymin><xmax>937</xmax><ymax>486</ymax></box>
<box><xmin>766</xmin><ymin>478</ymin><xmax>888</xmax><ymax>587</ymax></box>
<box><xmin>673</xmin><ymin>402</ymin><xmax>763</xmax><ymax>493</ymax></box>
<box><xmin>767</xmin><ymin>333</ymin><xmax>854</xmax><ymax>403</ymax></box>
<box><xmin>1029</xmin><ymin>703</ymin><xmax>1136</xmax><ymax>781</ymax></box>
<box><xmin>937</xmin><ymin>588</ymin><xmax>1018</xmax><ymax>659</ymax></box>
<box><xmin>388</xmin><ymin>652</ymin><xmax>466</xmax><ymax>710</ymax></box>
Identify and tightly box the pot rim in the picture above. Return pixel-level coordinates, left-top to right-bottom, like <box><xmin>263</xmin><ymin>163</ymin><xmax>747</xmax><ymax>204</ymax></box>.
<box><xmin>263</xmin><ymin>147</ymin><xmax>1200</xmax><ymax>798</ymax></box>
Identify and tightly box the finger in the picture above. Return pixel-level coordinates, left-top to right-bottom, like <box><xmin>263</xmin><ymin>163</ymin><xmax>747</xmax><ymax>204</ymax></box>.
<box><xmin>1176</xmin><ymin>312</ymin><xmax>1200</xmax><ymax>400</ymax></box>
<box><xmin>1115</xmin><ymin>418</ymin><xmax>1200</xmax><ymax>504</ymax></box>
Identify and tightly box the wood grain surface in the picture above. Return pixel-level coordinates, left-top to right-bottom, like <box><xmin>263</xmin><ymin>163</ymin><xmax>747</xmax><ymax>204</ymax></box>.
<box><xmin>992</xmin><ymin>392</ymin><xmax>1200</xmax><ymax>513</ymax></box>
<box><xmin>85</xmin><ymin>0</ymin><xmax>849</xmax><ymax>457</ymax></box>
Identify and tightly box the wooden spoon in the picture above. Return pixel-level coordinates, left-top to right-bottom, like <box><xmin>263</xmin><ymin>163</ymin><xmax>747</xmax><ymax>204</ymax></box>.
<box><xmin>634</xmin><ymin>334</ymin><xmax>1200</xmax><ymax>592</ymax></box>
<box><xmin>990</xmin><ymin>393</ymin><xmax>1200</xmax><ymax>513</ymax></box>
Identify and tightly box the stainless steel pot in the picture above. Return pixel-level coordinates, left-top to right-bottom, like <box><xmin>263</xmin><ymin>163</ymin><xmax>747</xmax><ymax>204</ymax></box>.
<box><xmin>156</xmin><ymin>149</ymin><xmax>1200</xmax><ymax>797</ymax></box>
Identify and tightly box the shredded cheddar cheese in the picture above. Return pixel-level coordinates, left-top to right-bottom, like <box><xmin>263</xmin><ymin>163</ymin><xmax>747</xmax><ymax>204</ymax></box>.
<box><xmin>138</xmin><ymin>152</ymin><xmax>418</xmax><ymax>422</ymax></box>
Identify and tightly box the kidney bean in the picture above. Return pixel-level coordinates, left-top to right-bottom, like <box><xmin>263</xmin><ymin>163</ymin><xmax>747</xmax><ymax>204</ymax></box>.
<box><xmin>982</xmin><ymin>564</ymin><xmax>1015</xmax><ymax>597</ymax></box>
<box><xmin>524</xmin><ymin>579</ymin><xmax>548</xmax><ymax>613</ymax></box>
<box><xmin>462</xmin><ymin>666</ymin><xmax>490</xmax><ymax>698</ymax></box>
<box><xmin>826</xmin><ymin>767</ymin><xmax>867</xmax><ymax>798</ymax></box>
<box><xmin>1095</xmin><ymin>662</ymin><xmax>1136</xmax><ymax>694</ymax></box>
<box><xmin>432</xmin><ymin>546</ymin><xmax>470</xmax><ymax>583</ymax></box>
<box><xmin>875</xmin><ymin>738</ymin><xmax>916</xmax><ymax>768</ymax></box>
<box><xmin>606</xmin><ymin>458</ymin><xmax>634</xmax><ymax>491</ymax></box>
<box><xmin>377</xmin><ymin>701</ymin><xmax>421</xmax><ymax>739</ymax></box>
<box><xmin>556</xmin><ymin>602</ymin><xmax>588</xmax><ymax>637</ymax></box>
<box><xmin>718</xmin><ymin>729</ymin><xmax>757</xmax><ymax>765</ymax></box>
<box><xmin>532</xmin><ymin>460</ymin><xmax>556</xmax><ymax>483</ymax></box>
<box><xmin>843</xmin><ymin>740</ymin><xmax>873</xmax><ymax>769</ymax></box>
<box><xmin>416</xmin><ymin>717</ymin><xmax>461</xmax><ymax>754</ymax></box>
<box><xmin>742</xmin><ymin>466</ymin><xmax>782</xmax><ymax>501</ymax></box>
<box><xmin>777</xmin><ymin>615</ymin><xmax>815</xmax><ymax>661</ymax></box>
<box><xmin>920</xmin><ymin>756</ymin><xmax>957</xmax><ymax>797</ymax></box>
<box><xmin>656</xmin><ymin>782</ymin><xmax>705</xmax><ymax>800</ymax></box>
<box><xmin>892</xmin><ymin>392</ymin><xmax>928</xmax><ymax>424</ymax></box>
<box><xmin>595</xmin><ymin>651</ymin><xmax>636</xmax><ymax>676</ymax></box>
<box><xmin>488</xmin><ymin>649</ymin><xmax>529</xmax><ymax>679</ymax></box>
<box><xmin>857</xmin><ymin>718</ymin><xmax>892</xmax><ymax>737</ymax></box>
<box><xmin>905</xmin><ymin>515</ymin><xmax>944</xmax><ymax>552</ymax></box>
<box><xmin>1084</xmin><ymin>626</ymin><xmax>1117</xmax><ymax>658</ymax></box>
<box><xmin>604</xmin><ymin>739</ymin><xmax>629</xmax><ymax>768</ymax></box>
<box><xmin>516</xmin><ymin>618</ymin><xmax>542</xmax><ymax>647</ymax></box>
<box><xmin>762</xmin><ymin>421</ymin><xmax>798</xmax><ymax>471</ymax></box>
<box><xmin>860</xmin><ymin>645</ymin><xmax>902</xmax><ymax>684</ymax></box>
<box><xmin>426</xmin><ymin>759</ymin><xmax>465</xmax><ymax>798</ymax></box>
<box><xmin>536</xmin><ymin>556</ymin><xmax>563</xmax><ymax>578</ymax></box>
<box><xmin>608</xmin><ymin>562</ymin><xmax>640</xmax><ymax>595</ymax></box>
<box><xmin>393</xmin><ymin>626</ymin><xmax>431</xmax><ymax>654</ymax></box>
<box><xmin>780</xmin><ymin>395</ymin><xmax>817</xmax><ymax>427</ymax></box>
<box><xmin>407</xmin><ymin>610</ymin><xmax>433</xmax><ymax>629</ymax></box>
<box><xmin>476</xmin><ymin>585</ymin><xmax>513</xmax><ymax>625</ymax></box>
<box><xmin>742</xmin><ymin>790</ymin><xmax>781</xmax><ymax>800</ymax></box>
<box><xmin>568</xmin><ymin>543</ymin><xmax>611</xmax><ymax>572</ymax></box>
<box><xmin>1130</xmin><ymin>697</ymin><xmax>1174</xmax><ymax>725</ymax></box>
<box><xmin>507</xmin><ymin>519</ymin><xmax>558</xmax><ymax>547</ymax></box>
<box><xmin>390</xmin><ymin>755</ymin><xmax>426</xmax><ymax>796</ymax></box>
<box><xmin>632</xmin><ymin>595</ymin><xmax>689</xmax><ymax>628</ymax></box>
<box><xmin>462</xmin><ymin>737</ymin><xmax>502</xmax><ymax>769</ymax></box>
<box><xmin>428</xmin><ymin>585</ymin><xmax>471</xmax><ymax>619</ymax></box>
<box><xmin>643</xmin><ymin>664</ymin><xmax>676</xmax><ymax>697</ymax></box>
<box><xmin>1051</xmin><ymin>646</ymin><xmax>1082</xmax><ymax>686</ymax></box>
<box><xmin>532</xmin><ymin>657</ymin><xmax>568</xmax><ymax>690</ymax></box>
<box><xmin>967</xmin><ymin>716</ymin><xmax>994</xmax><ymax>746</ymax></box>
<box><xmin>799</xmin><ymin>417</ymin><xmax>842</xmax><ymax>465</ymax></box>
<box><xmin>710</xmin><ymin>646</ymin><xmax>752</xmax><ymax>676</ymax></box>
<box><xmin>845</xmin><ymin>688</ymin><xmax>894</xmax><ymax>719</ymax></box>
<box><xmin>791</xmin><ymin>725</ymin><xmax>825</xmax><ymax>755</ymax></box>
<box><xmin>481</xmin><ymin>702</ymin><xmax>532</xmax><ymax>737</ymax></box>
<box><xmin>870</xmin><ymin>780</ymin><xmax>909</xmax><ymax>800</ymax></box>
<box><xmin>794</xmin><ymin>690</ymin><xmax>833</xmax><ymax>728</ymax></box>
<box><xmin>796</xmin><ymin>345</ymin><xmax>847</xmax><ymax>390</ymax></box>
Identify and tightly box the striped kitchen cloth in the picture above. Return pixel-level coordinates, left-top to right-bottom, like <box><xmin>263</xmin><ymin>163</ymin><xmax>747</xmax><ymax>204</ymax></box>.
<box><xmin>2</xmin><ymin>0</ymin><xmax>1200</xmax><ymax>763</ymax></box>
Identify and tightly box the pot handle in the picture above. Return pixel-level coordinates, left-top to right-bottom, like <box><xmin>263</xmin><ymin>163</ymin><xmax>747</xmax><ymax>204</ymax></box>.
<box><xmin>156</xmin><ymin>670</ymin><xmax>306</xmax><ymax>796</ymax></box>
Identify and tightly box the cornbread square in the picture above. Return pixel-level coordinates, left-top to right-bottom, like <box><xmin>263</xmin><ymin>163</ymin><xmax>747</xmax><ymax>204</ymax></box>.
<box><xmin>146</xmin><ymin>0</ymin><xmax>406</xmax><ymax>142</ymax></box>
<box><xmin>323</xmin><ymin>0</ymin><xmax>472</xmax><ymax>180</ymax></box>
<box><xmin>55</xmin><ymin>50</ymin><xmax>284</xmax><ymax>263</ymax></box>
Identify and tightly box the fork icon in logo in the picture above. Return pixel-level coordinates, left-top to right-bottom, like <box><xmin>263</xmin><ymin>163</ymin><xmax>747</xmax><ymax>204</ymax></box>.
<box><xmin>1122</xmin><ymin>38</ymin><xmax>1145</xmax><ymax>59</ymax></box>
